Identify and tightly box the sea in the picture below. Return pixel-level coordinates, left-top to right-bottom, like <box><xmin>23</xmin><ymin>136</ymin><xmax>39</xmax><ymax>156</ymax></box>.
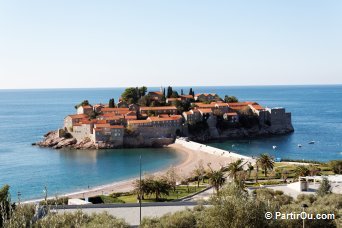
<box><xmin>0</xmin><ymin>85</ymin><xmax>341</xmax><ymax>200</ymax></box>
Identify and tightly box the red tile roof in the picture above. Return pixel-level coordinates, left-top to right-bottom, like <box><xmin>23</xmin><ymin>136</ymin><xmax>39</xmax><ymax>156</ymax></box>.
<box><xmin>198</xmin><ymin>108</ymin><xmax>213</xmax><ymax>113</ymax></box>
<box><xmin>67</xmin><ymin>114</ymin><xmax>88</xmax><ymax>119</ymax></box>
<box><xmin>102</xmin><ymin>108</ymin><xmax>130</xmax><ymax>112</ymax></box>
<box><xmin>148</xmin><ymin>91</ymin><xmax>163</xmax><ymax>96</ymax></box>
<box><xmin>179</xmin><ymin>95</ymin><xmax>193</xmax><ymax>98</ymax></box>
<box><xmin>140</xmin><ymin>106</ymin><xmax>177</xmax><ymax>111</ymax></box>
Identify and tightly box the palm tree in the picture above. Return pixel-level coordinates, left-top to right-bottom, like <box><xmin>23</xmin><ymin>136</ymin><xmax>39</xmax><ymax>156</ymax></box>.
<box><xmin>294</xmin><ymin>165</ymin><xmax>309</xmax><ymax>179</ymax></box>
<box><xmin>247</xmin><ymin>162</ymin><xmax>254</xmax><ymax>179</ymax></box>
<box><xmin>256</xmin><ymin>154</ymin><xmax>274</xmax><ymax>177</ymax></box>
<box><xmin>255</xmin><ymin>164</ymin><xmax>259</xmax><ymax>183</ymax></box>
<box><xmin>151</xmin><ymin>179</ymin><xmax>172</xmax><ymax>201</ymax></box>
<box><xmin>226</xmin><ymin>159</ymin><xmax>244</xmax><ymax>181</ymax></box>
<box><xmin>207</xmin><ymin>167</ymin><xmax>225</xmax><ymax>194</ymax></box>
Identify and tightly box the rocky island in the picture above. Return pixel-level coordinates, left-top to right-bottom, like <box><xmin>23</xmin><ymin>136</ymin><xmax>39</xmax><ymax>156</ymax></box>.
<box><xmin>35</xmin><ymin>86</ymin><xmax>294</xmax><ymax>149</ymax></box>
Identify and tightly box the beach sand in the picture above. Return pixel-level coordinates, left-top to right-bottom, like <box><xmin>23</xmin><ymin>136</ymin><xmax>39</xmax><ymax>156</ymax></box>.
<box><xmin>24</xmin><ymin>141</ymin><xmax>244</xmax><ymax>202</ymax></box>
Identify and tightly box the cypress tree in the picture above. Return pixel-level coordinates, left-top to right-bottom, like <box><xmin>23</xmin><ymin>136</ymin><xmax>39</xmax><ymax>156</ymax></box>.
<box><xmin>109</xmin><ymin>98</ymin><xmax>115</xmax><ymax>108</ymax></box>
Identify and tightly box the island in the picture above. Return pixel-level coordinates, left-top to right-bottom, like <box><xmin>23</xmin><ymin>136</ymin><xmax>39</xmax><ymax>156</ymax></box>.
<box><xmin>35</xmin><ymin>86</ymin><xmax>294</xmax><ymax>149</ymax></box>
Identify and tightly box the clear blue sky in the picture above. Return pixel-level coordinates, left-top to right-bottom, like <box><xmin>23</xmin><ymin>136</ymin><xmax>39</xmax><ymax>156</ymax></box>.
<box><xmin>0</xmin><ymin>1</ymin><xmax>341</xmax><ymax>89</ymax></box>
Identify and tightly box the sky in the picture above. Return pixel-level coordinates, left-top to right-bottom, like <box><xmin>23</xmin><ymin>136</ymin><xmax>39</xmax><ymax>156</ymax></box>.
<box><xmin>0</xmin><ymin>1</ymin><xmax>341</xmax><ymax>89</ymax></box>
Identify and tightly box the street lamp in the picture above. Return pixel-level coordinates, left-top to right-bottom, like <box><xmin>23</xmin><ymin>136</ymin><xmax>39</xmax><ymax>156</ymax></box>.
<box><xmin>139</xmin><ymin>153</ymin><xmax>142</xmax><ymax>226</ymax></box>
<box><xmin>43</xmin><ymin>186</ymin><xmax>48</xmax><ymax>205</ymax></box>
<box><xmin>302</xmin><ymin>203</ymin><xmax>308</xmax><ymax>228</ymax></box>
<box><xmin>17</xmin><ymin>191</ymin><xmax>21</xmax><ymax>205</ymax></box>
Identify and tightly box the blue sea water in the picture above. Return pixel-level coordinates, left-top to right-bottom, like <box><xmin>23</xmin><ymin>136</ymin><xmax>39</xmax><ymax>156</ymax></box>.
<box><xmin>0</xmin><ymin>85</ymin><xmax>341</xmax><ymax>200</ymax></box>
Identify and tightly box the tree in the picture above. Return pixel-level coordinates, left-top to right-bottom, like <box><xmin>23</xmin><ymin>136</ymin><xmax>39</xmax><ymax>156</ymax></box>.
<box><xmin>121</xmin><ymin>87</ymin><xmax>139</xmax><ymax>104</ymax></box>
<box><xmin>308</xmin><ymin>165</ymin><xmax>321</xmax><ymax>176</ymax></box>
<box><xmin>294</xmin><ymin>165</ymin><xmax>309</xmax><ymax>178</ymax></box>
<box><xmin>204</xmin><ymin>183</ymin><xmax>269</xmax><ymax>228</ymax></box>
<box><xmin>181</xmin><ymin>89</ymin><xmax>184</xmax><ymax>95</ymax></box>
<box><xmin>224</xmin><ymin>95</ymin><xmax>239</xmax><ymax>103</ymax></box>
<box><xmin>151</xmin><ymin>178</ymin><xmax>172</xmax><ymax>201</ymax></box>
<box><xmin>108</xmin><ymin>98</ymin><xmax>115</xmax><ymax>108</ymax></box>
<box><xmin>328</xmin><ymin>160</ymin><xmax>342</xmax><ymax>174</ymax></box>
<box><xmin>256</xmin><ymin>154</ymin><xmax>274</xmax><ymax>177</ymax></box>
<box><xmin>207</xmin><ymin>165</ymin><xmax>225</xmax><ymax>194</ymax></box>
<box><xmin>138</xmin><ymin>86</ymin><xmax>147</xmax><ymax>98</ymax></box>
<box><xmin>247</xmin><ymin>162</ymin><xmax>254</xmax><ymax>179</ymax></box>
<box><xmin>189</xmin><ymin>88</ymin><xmax>193</xmax><ymax>96</ymax></box>
<box><xmin>226</xmin><ymin>159</ymin><xmax>244</xmax><ymax>181</ymax></box>
<box><xmin>0</xmin><ymin>185</ymin><xmax>11</xmax><ymax>227</ymax></box>
<box><xmin>164</xmin><ymin>166</ymin><xmax>179</xmax><ymax>192</ymax></box>
<box><xmin>170</xmin><ymin>91</ymin><xmax>179</xmax><ymax>98</ymax></box>
<box><xmin>316</xmin><ymin>177</ymin><xmax>331</xmax><ymax>197</ymax></box>
<box><xmin>167</xmin><ymin>86</ymin><xmax>173</xmax><ymax>98</ymax></box>
<box><xmin>192</xmin><ymin>160</ymin><xmax>205</xmax><ymax>187</ymax></box>
<box><xmin>74</xmin><ymin>100</ymin><xmax>90</xmax><ymax>109</ymax></box>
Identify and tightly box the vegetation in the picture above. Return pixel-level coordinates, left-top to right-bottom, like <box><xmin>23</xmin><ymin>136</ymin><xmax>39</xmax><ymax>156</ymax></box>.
<box><xmin>133</xmin><ymin>175</ymin><xmax>172</xmax><ymax>201</ymax></box>
<box><xmin>39</xmin><ymin>197</ymin><xmax>69</xmax><ymax>206</ymax></box>
<box><xmin>189</xmin><ymin>88</ymin><xmax>195</xmax><ymax>97</ymax></box>
<box><xmin>142</xmin><ymin>182</ymin><xmax>341</xmax><ymax>228</ymax></box>
<box><xmin>225</xmin><ymin>159</ymin><xmax>244</xmax><ymax>182</ymax></box>
<box><xmin>121</xmin><ymin>87</ymin><xmax>147</xmax><ymax>104</ymax></box>
<box><xmin>35</xmin><ymin>211</ymin><xmax>129</xmax><ymax>228</ymax></box>
<box><xmin>0</xmin><ymin>185</ymin><xmax>11</xmax><ymax>227</ymax></box>
<box><xmin>328</xmin><ymin>160</ymin><xmax>342</xmax><ymax>174</ymax></box>
<box><xmin>316</xmin><ymin>177</ymin><xmax>332</xmax><ymax>197</ymax></box>
<box><xmin>256</xmin><ymin>153</ymin><xmax>274</xmax><ymax>177</ymax></box>
<box><xmin>74</xmin><ymin>100</ymin><xmax>90</xmax><ymax>109</ymax></box>
<box><xmin>207</xmin><ymin>165</ymin><xmax>225</xmax><ymax>194</ymax></box>
<box><xmin>108</xmin><ymin>98</ymin><xmax>115</xmax><ymax>108</ymax></box>
<box><xmin>224</xmin><ymin>95</ymin><xmax>239</xmax><ymax>103</ymax></box>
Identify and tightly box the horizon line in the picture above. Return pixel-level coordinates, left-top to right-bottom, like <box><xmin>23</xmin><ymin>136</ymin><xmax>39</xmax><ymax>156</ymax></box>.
<box><xmin>0</xmin><ymin>83</ymin><xmax>341</xmax><ymax>91</ymax></box>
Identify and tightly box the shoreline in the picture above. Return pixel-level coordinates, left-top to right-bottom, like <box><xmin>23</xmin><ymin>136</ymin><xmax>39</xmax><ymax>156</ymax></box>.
<box><xmin>23</xmin><ymin>141</ymin><xmax>248</xmax><ymax>204</ymax></box>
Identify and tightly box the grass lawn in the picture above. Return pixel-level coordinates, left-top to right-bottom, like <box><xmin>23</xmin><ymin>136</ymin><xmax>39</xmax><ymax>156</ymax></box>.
<box><xmin>244</xmin><ymin>162</ymin><xmax>334</xmax><ymax>183</ymax></box>
<box><xmin>117</xmin><ymin>185</ymin><xmax>207</xmax><ymax>203</ymax></box>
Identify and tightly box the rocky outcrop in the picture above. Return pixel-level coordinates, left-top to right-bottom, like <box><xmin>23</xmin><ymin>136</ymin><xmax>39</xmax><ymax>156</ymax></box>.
<box><xmin>34</xmin><ymin>130</ymin><xmax>175</xmax><ymax>150</ymax></box>
<box><xmin>35</xmin><ymin>131</ymin><xmax>97</xmax><ymax>149</ymax></box>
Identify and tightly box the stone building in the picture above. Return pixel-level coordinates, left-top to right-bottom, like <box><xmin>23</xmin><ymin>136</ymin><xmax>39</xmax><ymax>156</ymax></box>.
<box><xmin>182</xmin><ymin>109</ymin><xmax>201</xmax><ymax>124</ymax></box>
<box><xmin>92</xmin><ymin>124</ymin><xmax>124</xmax><ymax>146</ymax></box>
<box><xmin>64</xmin><ymin>114</ymin><xmax>88</xmax><ymax>131</ymax></box>
<box><xmin>139</xmin><ymin>106</ymin><xmax>178</xmax><ymax>116</ymax></box>
<box><xmin>77</xmin><ymin>105</ymin><xmax>93</xmax><ymax>115</ymax></box>
<box><xmin>147</xmin><ymin>91</ymin><xmax>164</xmax><ymax>101</ymax></box>
<box><xmin>194</xmin><ymin>93</ymin><xmax>221</xmax><ymax>102</ymax></box>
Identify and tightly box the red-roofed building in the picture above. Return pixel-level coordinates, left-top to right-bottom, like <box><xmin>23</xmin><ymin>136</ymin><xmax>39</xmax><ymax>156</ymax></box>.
<box><xmin>140</xmin><ymin>106</ymin><xmax>178</xmax><ymax>115</ymax></box>
<box><xmin>182</xmin><ymin>109</ymin><xmax>201</xmax><ymax>124</ymax></box>
<box><xmin>77</xmin><ymin>105</ymin><xmax>93</xmax><ymax>116</ymax></box>
<box><xmin>194</xmin><ymin>93</ymin><xmax>221</xmax><ymax>102</ymax></box>
<box><xmin>64</xmin><ymin>114</ymin><xmax>88</xmax><ymax>130</ymax></box>
<box><xmin>223</xmin><ymin>112</ymin><xmax>239</xmax><ymax>123</ymax></box>
<box><xmin>147</xmin><ymin>91</ymin><xmax>164</xmax><ymax>101</ymax></box>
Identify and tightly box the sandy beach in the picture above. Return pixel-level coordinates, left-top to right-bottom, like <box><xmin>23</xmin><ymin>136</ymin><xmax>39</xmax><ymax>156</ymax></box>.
<box><xmin>24</xmin><ymin>140</ymin><xmax>250</xmax><ymax>203</ymax></box>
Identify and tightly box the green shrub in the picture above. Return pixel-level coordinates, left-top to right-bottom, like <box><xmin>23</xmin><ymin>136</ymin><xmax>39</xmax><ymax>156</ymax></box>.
<box><xmin>35</xmin><ymin>211</ymin><xmax>129</xmax><ymax>228</ymax></box>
